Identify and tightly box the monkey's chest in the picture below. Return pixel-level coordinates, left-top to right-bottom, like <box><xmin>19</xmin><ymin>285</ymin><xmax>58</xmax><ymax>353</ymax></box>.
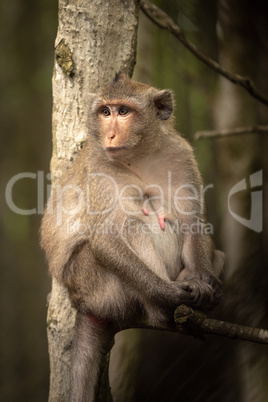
<box><xmin>120</xmin><ymin>192</ymin><xmax>183</xmax><ymax>281</ymax></box>
<box><xmin>111</xmin><ymin>179</ymin><xmax>184</xmax><ymax>279</ymax></box>
<box><xmin>123</xmin><ymin>212</ymin><xmax>183</xmax><ymax>280</ymax></box>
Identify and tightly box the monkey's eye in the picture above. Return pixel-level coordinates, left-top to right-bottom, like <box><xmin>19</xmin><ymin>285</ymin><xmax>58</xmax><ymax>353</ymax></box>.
<box><xmin>119</xmin><ymin>107</ymin><xmax>129</xmax><ymax>116</ymax></box>
<box><xmin>101</xmin><ymin>107</ymin><xmax>111</xmax><ymax>117</ymax></box>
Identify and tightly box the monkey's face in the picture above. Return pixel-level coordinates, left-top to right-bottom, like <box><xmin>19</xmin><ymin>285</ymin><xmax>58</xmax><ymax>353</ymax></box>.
<box><xmin>96</xmin><ymin>101</ymin><xmax>144</xmax><ymax>158</ymax></box>
<box><xmin>91</xmin><ymin>73</ymin><xmax>174</xmax><ymax>160</ymax></box>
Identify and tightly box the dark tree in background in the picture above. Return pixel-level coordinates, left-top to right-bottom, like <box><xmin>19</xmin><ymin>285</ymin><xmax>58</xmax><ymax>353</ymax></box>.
<box><xmin>0</xmin><ymin>0</ymin><xmax>267</xmax><ymax>401</ymax></box>
<box><xmin>215</xmin><ymin>1</ymin><xmax>268</xmax><ymax>400</ymax></box>
<box><xmin>0</xmin><ymin>0</ymin><xmax>57</xmax><ymax>401</ymax></box>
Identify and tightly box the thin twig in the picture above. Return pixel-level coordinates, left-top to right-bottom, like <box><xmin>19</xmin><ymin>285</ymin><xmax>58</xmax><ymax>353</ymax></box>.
<box><xmin>194</xmin><ymin>125</ymin><xmax>268</xmax><ymax>140</ymax></box>
<box><xmin>140</xmin><ymin>0</ymin><xmax>268</xmax><ymax>106</ymax></box>
<box><xmin>175</xmin><ymin>305</ymin><xmax>268</xmax><ymax>344</ymax></box>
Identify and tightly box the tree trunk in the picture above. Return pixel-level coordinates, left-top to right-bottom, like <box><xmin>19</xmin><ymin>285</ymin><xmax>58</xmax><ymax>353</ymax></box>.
<box><xmin>47</xmin><ymin>1</ymin><xmax>139</xmax><ymax>400</ymax></box>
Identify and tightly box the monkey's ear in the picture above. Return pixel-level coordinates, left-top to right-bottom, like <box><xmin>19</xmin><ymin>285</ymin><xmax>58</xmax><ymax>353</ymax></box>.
<box><xmin>153</xmin><ymin>90</ymin><xmax>173</xmax><ymax>120</ymax></box>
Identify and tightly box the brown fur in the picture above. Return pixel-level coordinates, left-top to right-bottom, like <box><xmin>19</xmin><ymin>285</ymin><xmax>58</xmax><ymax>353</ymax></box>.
<box><xmin>41</xmin><ymin>73</ymin><xmax>224</xmax><ymax>401</ymax></box>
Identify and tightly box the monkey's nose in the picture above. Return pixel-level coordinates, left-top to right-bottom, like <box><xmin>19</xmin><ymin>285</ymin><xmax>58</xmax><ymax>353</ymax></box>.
<box><xmin>107</xmin><ymin>133</ymin><xmax>116</xmax><ymax>140</ymax></box>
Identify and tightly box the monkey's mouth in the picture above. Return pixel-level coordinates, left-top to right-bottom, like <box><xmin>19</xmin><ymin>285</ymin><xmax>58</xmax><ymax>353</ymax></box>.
<box><xmin>106</xmin><ymin>146</ymin><xmax>128</xmax><ymax>152</ymax></box>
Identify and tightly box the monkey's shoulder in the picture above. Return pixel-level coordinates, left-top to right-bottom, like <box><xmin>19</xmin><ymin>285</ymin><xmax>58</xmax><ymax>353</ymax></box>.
<box><xmin>162</xmin><ymin>132</ymin><xmax>202</xmax><ymax>180</ymax></box>
<box><xmin>166</xmin><ymin>131</ymin><xmax>195</xmax><ymax>155</ymax></box>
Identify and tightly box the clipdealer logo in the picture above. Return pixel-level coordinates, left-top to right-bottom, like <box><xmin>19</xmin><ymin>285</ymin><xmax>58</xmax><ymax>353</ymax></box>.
<box><xmin>4</xmin><ymin>170</ymin><xmax>263</xmax><ymax>233</ymax></box>
<box><xmin>228</xmin><ymin>170</ymin><xmax>263</xmax><ymax>233</ymax></box>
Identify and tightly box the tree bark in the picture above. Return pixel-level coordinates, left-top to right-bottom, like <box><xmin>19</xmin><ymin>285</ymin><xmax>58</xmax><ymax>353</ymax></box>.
<box><xmin>47</xmin><ymin>1</ymin><xmax>139</xmax><ymax>400</ymax></box>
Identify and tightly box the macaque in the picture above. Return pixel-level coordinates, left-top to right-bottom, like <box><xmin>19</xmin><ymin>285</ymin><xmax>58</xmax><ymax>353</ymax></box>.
<box><xmin>41</xmin><ymin>73</ymin><xmax>224</xmax><ymax>401</ymax></box>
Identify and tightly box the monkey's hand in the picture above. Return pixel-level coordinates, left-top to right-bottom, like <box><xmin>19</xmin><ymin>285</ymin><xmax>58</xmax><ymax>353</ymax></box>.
<box><xmin>168</xmin><ymin>281</ymin><xmax>201</xmax><ymax>307</ymax></box>
<box><xmin>179</xmin><ymin>274</ymin><xmax>223</xmax><ymax>310</ymax></box>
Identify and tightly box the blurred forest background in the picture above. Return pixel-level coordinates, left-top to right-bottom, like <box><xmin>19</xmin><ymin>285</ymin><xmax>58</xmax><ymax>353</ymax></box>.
<box><xmin>0</xmin><ymin>0</ymin><xmax>267</xmax><ymax>401</ymax></box>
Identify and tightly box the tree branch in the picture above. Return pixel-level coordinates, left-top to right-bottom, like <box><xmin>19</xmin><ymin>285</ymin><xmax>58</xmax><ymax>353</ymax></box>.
<box><xmin>140</xmin><ymin>0</ymin><xmax>268</xmax><ymax>106</ymax></box>
<box><xmin>175</xmin><ymin>305</ymin><xmax>268</xmax><ymax>344</ymax></box>
<box><xmin>194</xmin><ymin>125</ymin><xmax>268</xmax><ymax>140</ymax></box>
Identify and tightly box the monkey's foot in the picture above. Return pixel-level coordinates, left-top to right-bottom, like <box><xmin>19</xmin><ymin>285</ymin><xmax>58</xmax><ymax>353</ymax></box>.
<box><xmin>179</xmin><ymin>276</ymin><xmax>220</xmax><ymax>309</ymax></box>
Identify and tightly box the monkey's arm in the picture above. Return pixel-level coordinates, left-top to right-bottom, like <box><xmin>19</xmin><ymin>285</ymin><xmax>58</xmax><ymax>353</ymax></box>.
<box><xmin>178</xmin><ymin>232</ymin><xmax>224</xmax><ymax>308</ymax></box>
<box><xmin>90</xmin><ymin>230</ymin><xmax>192</xmax><ymax>309</ymax></box>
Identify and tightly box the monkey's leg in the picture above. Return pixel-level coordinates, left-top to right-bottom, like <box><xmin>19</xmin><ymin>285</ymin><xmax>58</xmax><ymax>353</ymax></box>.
<box><xmin>91</xmin><ymin>231</ymin><xmax>192</xmax><ymax>310</ymax></box>
<box><xmin>70</xmin><ymin>312</ymin><xmax>115</xmax><ymax>402</ymax></box>
<box><xmin>177</xmin><ymin>233</ymin><xmax>223</xmax><ymax>308</ymax></box>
